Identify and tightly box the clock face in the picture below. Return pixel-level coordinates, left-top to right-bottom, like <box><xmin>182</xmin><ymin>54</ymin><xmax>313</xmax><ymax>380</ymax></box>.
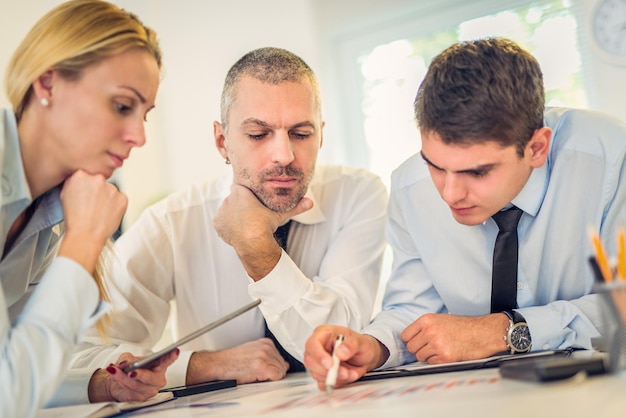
<box><xmin>592</xmin><ymin>0</ymin><xmax>626</xmax><ymax>62</ymax></box>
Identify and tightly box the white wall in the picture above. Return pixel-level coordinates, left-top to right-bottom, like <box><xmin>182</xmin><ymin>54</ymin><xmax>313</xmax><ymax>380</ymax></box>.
<box><xmin>118</xmin><ymin>0</ymin><xmax>323</xmax><ymax>226</ymax></box>
<box><xmin>0</xmin><ymin>0</ymin><xmax>323</xmax><ymax>226</ymax></box>
<box><xmin>577</xmin><ymin>0</ymin><xmax>626</xmax><ymax>119</ymax></box>
<box><xmin>1</xmin><ymin>0</ymin><xmax>624</xmax><ymax>227</ymax></box>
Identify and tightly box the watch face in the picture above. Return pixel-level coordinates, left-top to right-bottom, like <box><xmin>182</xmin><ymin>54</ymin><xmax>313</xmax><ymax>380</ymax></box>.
<box><xmin>592</xmin><ymin>0</ymin><xmax>626</xmax><ymax>59</ymax></box>
<box><xmin>510</xmin><ymin>324</ymin><xmax>532</xmax><ymax>352</ymax></box>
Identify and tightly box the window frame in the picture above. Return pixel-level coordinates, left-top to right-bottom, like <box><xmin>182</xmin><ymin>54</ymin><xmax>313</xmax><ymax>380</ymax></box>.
<box><xmin>326</xmin><ymin>0</ymin><xmax>592</xmax><ymax>170</ymax></box>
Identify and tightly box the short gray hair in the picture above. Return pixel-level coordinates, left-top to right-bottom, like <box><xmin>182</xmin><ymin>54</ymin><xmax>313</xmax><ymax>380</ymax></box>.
<box><xmin>220</xmin><ymin>47</ymin><xmax>321</xmax><ymax>130</ymax></box>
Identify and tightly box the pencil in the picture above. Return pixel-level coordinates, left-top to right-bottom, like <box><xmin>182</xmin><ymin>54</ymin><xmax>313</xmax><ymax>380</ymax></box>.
<box><xmin>587</xmin><ymin>226</ymin><xmax>613</xmax><ymax>282</ymax></box>
<box><xmin>325</xmin><ymin>334</ymin><xmax>345</xmax><ymax>395</ymax></box>
<box><xmin>618</xmin><ymin>227</ymin><xmax>626</xmax><ymax>281</ymax></box>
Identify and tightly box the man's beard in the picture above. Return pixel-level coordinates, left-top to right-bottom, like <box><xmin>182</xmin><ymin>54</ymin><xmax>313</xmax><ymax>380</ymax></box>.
<box><xmin>241</xmin><ymin>164</ymin><xmax>313</xmax><ymax>213</ymax></box>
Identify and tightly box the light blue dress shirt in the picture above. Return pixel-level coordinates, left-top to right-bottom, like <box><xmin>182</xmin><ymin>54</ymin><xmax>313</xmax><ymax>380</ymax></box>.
<box><xmin>364</xmin><ymin>107</ymin><xmax>626</xmax><ymax>368</ymax></box>
<box><xmin>0</xmin><ymin>109</ymin><xmax>104</xmax><ymax>417</ymax></box>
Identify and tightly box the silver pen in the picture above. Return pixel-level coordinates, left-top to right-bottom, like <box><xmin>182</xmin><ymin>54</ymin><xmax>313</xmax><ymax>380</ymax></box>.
<box><xmin>325</xmin><ymin>334</ymin><xmax>345</xmax><ymax>395</ymax></box>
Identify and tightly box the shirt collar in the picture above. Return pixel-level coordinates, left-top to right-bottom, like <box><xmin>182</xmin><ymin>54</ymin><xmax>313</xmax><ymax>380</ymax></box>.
<box><xmin>2</xmin><ymin>109</ymin><xmax>64</xmax><ymax>238</ymax></box>
<box><xmin>290</xmin><ymin>185</ymin><xmax>325</xmax><ymax>225</ymax></box>
<box><xmin>511</xmin><ymin>162</ymin><xmax>548</xmax><ymax>217</ymax></box>
<box><xmin>2</xmin><ymin>109</ymin><xmax>32</xmax><ymax>207</ymax></box>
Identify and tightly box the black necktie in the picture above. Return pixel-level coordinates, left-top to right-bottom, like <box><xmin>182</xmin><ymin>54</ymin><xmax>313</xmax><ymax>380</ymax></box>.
<box><xmin>264</xmin><ymin>221</ymin><xmax>306</xmax><ymax>372</ymax></box>
<box><xmin>490</xmin><ymin>206</ymin><xmax>523</xmax><ymax>313</ymax></box>
<box><xmin>273</xmin><ymin>221</ymin><xmax>291</xmax><ymax>251</ymax></box>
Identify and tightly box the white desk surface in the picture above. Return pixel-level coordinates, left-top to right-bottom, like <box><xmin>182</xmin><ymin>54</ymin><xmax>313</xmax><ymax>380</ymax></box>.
<box><xmin>121</xmin><ymin>363</ymin><xmax>625</xmax><ymax>418</ymax></box>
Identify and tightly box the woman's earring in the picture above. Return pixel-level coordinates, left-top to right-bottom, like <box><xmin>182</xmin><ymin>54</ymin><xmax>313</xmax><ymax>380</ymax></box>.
<box><xmin>224</xmin><ymin>158</ymin><xmax>231</xmax><ymax>165</ymax></box>
<box><xmin>40</xmin><ymin>98</ymin><xmax>49</xmax><ymax>107</ymax></box>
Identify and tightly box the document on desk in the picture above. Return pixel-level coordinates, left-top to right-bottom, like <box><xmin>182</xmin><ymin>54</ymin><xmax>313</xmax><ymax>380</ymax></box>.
<box><xmin>35</xmin><ymin>392</ymin><xmax>174</xmax><ymax>418</ymax></box>
<box><xmin>360</xmin><ymin>349</ymin><xmax>573</xmax><ymax>381</ymax></box>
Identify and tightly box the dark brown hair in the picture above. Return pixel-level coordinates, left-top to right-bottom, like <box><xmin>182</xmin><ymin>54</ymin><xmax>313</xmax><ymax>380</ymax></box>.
<box><xmin>414</xmin><ymin>38</ymin><xmax>544</xmax><ymax>156</ymax></box>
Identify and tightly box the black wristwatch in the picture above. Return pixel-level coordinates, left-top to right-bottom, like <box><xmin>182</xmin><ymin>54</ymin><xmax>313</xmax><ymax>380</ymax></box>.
<box><xmin>502</xmin><ymin>310</ymin><xmax>532</xmax><ymax>354</ymax></box>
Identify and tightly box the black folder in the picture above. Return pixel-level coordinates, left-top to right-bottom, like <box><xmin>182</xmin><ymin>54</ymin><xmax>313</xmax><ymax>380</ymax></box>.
<box><xmin>359</xmin><ymin>349</ymin><xmax>574</xmax><ymax>382</ymax></box>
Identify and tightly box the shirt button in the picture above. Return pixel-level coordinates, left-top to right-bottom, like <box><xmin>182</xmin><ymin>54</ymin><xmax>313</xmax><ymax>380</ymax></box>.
<box><xmin>543</xmin><ymin>344</ymin><xmax>550</xmax><ymax>350</ymax></box>
<box><xmin>517</xmin><ymin>282</ymin><xmax>523</xmax><ymax>290</ymax></box>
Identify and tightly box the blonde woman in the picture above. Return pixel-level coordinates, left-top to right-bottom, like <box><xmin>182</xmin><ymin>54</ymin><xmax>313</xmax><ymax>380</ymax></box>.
<box><xmin>0</xmin><ymin>1</ymin><xmax>177</xmax><ymax>416</ymax></box>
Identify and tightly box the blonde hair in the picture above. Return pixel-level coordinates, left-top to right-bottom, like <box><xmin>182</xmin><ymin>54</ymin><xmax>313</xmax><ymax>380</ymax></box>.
<box><xmin>5</xmin><ymin>0</ymin><xmax>162</xmax><ymax>120</ymax></box>
<box><xmin>5</xmin><ymin>0</ymin><xmax>162</xmax><ymax>336</ymax></box>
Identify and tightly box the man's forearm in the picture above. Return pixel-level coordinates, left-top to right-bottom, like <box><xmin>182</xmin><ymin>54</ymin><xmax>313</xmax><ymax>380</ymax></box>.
<box><xmin>234</xmin><ymin>240</ymin><xmax>282</xmax><ymax>281</ymax></box>
<box><xmin>187</xmin><ymin>351</ymin><xmax>221</xmax><ymax>385</ymax></box>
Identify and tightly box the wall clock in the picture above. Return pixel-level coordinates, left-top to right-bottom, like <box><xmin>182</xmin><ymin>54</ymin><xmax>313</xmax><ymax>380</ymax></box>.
<box><xmin>590</xmin><ymin>0</ymin><xmax>626</xmax><ymax>65</ymax></box>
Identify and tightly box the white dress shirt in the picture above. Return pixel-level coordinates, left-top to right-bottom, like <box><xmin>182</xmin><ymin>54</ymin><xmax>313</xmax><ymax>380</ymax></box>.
<box><xmin>0</xmin><ymin>109</ymin><xmax>104</xmax><ymax>417</ymax></box>
<box><xmin>364</xmin><ymin>107</ymin><xmax>626</xmax><ymax>368</ymax></box>
<box><xmin>71</xmin><ymin>164</ymin><xmax>388</xmax><ymax>387</ymax></box>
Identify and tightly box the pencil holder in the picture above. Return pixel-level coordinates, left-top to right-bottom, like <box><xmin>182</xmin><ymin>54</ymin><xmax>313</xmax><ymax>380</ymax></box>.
<box><xmin>594</xmin><ymin>281</ymin><xmax>626</xmax><ymax>374</ymax></box>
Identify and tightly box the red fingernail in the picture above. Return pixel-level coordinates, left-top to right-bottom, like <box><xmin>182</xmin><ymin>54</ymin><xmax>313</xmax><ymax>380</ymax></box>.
<box><xmin>106</xmin><ymin>365</ymin><xmax>116</xmax><ymax>375</ymax></box>
<box><xmin>118</xmin><ymin>360</ymin><xmax>128</xmax><ymax>367</ymax></box>
<box><xmin>175</xmin><ymin>348</ymin><xmax>180</xmax><ymax>356</ymax></box>
<box><xmin>129</xmin><ymin>371</ymin><xmax>137</xmax><ymax>378</ymax></box>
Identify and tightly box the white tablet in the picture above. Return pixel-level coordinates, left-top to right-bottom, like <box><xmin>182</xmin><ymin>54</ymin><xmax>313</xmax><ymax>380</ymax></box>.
<box><xmin>122</xmin><ymin>299</ymin><xmax>261</xmax><ymax>373</ymax></box>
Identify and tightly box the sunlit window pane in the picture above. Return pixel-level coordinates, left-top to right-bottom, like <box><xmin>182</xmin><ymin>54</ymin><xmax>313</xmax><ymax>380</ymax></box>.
<box><xmin>358</xmin><ymin>0</ymin><xmax>586</xmax><ymax>187</ymax></box>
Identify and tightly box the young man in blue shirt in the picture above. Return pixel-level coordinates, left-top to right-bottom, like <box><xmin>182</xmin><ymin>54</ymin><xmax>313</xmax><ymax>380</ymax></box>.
<box><xmin>304</xmin><ymin>37</ymin><xmax>626</xmax><ymax>389</ymax></box>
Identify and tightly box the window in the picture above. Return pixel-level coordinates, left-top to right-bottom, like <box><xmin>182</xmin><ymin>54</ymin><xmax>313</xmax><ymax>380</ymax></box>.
<box><xmin>337</xmin><ymin>0</ymin><xmax>587</xmax><ymax>187</ymax></box>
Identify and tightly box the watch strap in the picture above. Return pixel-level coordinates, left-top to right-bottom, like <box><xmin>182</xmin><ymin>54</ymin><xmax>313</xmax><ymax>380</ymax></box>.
<box><xmin>502</xmin><ymin>309</ymin><xmax>526</xmax><ymax>324</ymax></box>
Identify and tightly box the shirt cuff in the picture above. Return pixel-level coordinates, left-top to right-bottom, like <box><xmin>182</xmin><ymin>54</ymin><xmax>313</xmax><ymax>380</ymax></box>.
<box><xmin>45</xmin><ymin>369</ymin><xmax>93</xmax><ymax>407</ymax></box>
<box><xmin>164</xmin><ymin>349</ymin><xmax>194</xmax><ymax>388</ymax></box>
<box><xmin>518</xmin><ymin>304</ymin><xmax>597</xmax><ymax>351</ymax></box>
<box><xmin>248</xmin><ymin>251</ymin><xmax>310</xmax><ymax>315</ymax></box>
<box><xmin>23</xmin><ymin>256</ymin><xmax>103</xmax><ymax>342</ymax></box>
<box><xmin>362</xmin><ymin>314</ymin><xmax>416</xmax><ymax>369</ymax></box>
